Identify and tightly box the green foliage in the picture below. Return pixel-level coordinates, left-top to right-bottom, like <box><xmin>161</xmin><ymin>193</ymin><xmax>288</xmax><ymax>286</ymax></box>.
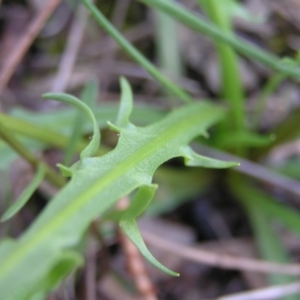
<box><xmin>119</xmin><ymin>184</ymin><xmax>180</xmax><ymax>276</ymax></box>
<box><xmin>141</xmin><ymin>0</ymin><xmax>300</xmax><ymax>78</ymax></box>
<box><xmin>230</xmin><ymin>176</ymin><xmax>299</xmax><ymax>300</ymax></box>
<box><xmin>63</xmin><ymin>80</ymin><xmax>98</xmax><ymax>165</ymax></box>
<box><xmin>81</xmin><ymin>0</ymin><xmax>191</xmax><ymax>103</ymax></box>
<box><xmin>0</xmin><ymin>78</ymin><xmax>234</xmax><ymax>299</ymax></box>
<box><xmin>2</xmin><ymin>0</ymin><xmax>300</xmax><ymax>298</ymax></box>
<box><xmin>141</xmin><ymin>0</ymin><xmax>300</xmax><ymax>295</ymax></box>
<box><xmin>199</xmin><ymin>0</ymin><xmax>244</xmax><ymax>133</ymax></box>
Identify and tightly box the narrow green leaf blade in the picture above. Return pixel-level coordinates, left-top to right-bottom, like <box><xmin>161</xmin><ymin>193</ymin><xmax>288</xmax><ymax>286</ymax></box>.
<box><xmin>1</xmin><ymin>164</ymin><xmax>46</xmax><ymax>222</ymax></box>
<box><xmin>81</xmin><ymin>0</ymin><xmax>192</xmax><ymax>103</ymax></box>
<box><xmin>140</xmin><ymin>0</ymin><xmax>300</xmax><ymax>79</ymax></box>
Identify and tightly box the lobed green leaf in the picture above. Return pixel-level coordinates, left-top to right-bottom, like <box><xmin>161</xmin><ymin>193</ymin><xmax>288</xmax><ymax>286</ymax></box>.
<box><xmin>0</xmin><ymin>87</ymin><xmax>233</xmax><ymax>298</ymax></box>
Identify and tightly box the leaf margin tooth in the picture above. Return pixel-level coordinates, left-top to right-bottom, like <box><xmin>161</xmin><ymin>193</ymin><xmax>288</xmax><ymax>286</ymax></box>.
<box><xmin>42</xmin><ymin>93</ymin><xmax>100</xmax><ymax>159</ymax></box>
<box><xmin>120</xmin><ymin>184</ymin><xmax>180</xmax><ymax>277</ymax></box>
<box><xmin>115</xmin><ymin>76</ymin><xmax>134</xmax><ymax>128</ymax></box>
<box><xmin>181</xmin><ymin>146</ymin><xmax>239</xmax><ymax>168</ymax></box>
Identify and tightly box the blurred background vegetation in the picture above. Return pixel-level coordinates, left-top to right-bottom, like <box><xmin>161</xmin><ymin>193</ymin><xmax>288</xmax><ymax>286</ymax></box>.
<box><xmin>2</xmin><ymin>0</ymin><xmax>300</xmax><ymax>299</ymax></box>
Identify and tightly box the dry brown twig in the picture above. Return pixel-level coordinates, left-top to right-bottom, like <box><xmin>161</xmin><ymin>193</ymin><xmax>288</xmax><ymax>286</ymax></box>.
<box><xmin>51</xmin><ymin>3</ymin><xmax>89</xmax><ymax>93</ymax></box>
<box><xmin>0</xmin><ymin>0</ymin><xmax>62</xmax><ymax>96</ymax></box>
<box><xmin>84</xmin><ymin>236</ymin><xmax>97</xmax><ymax>300</ymax></box>
<box><xmin>209</xmin><ymin>281</ymin><xmax>300</xmax><ymax>300</ymax></box>
<box><xmin>99</xmin><ymin>0</ymin><xmax>131</xmax><ymax>98</ymax></box>
<box><xmin>142</xmin><ymin>230</ymin><xmax>300</xmax><ymax>276</ymax></box>
<box><xmin>118</xmin><ymin>197</ymin><xmax>158</xmax><ymax>300</ymax></box>
<box><xmin>196</xmin><ymin>144</ymin><xmax>300</xmax><ymax>198</ymax></box>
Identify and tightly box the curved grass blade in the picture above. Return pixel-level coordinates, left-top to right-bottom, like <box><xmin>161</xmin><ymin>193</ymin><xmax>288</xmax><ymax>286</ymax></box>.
<box><xmin>81</xmin><ymin>0</ymin><xmax>191</xmax><ymax>103</ymax></box>
<box><xmin>31</xmin><ymin>251</ymin><xmax>83</xmax><ymax>299</ymax></box>
<box><xmin>140</xmin><ymin>0</ymin><xmax>300</xmax><ymax>80</ymax></box>
<box><xmin>1</xmin><ymin>164</ymin><xmax>46</xmax><ymax>222</ymax></box>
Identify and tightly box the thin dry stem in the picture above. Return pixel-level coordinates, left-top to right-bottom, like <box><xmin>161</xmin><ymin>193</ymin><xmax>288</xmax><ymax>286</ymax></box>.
<box><xmin>196</xmin><ymin>144</ymin><xmax>300</xmax><ymax>198</ymax></box>
<box><xmin>51</xmin><ymin>3</ymin><xmax>89</xmax><ymax>93</ymax></box>
<box><xmin>211</xmin><ymin>281</ymin><xmax>300</xmax><ymax>300</ymax></box>
<box><xmin>85</xmin><ymin>237</ymin><xmax>97</xmax><ymax>300</ymax></box>
<box><xmin>142</xmin><ymin>230</ymin><xmax>300</xmax><ymax>275</ymax></box>
<box><xmin>0</xmin><ymin>0</ymin><xmax>62</xmax><ymax>96</ymax></box>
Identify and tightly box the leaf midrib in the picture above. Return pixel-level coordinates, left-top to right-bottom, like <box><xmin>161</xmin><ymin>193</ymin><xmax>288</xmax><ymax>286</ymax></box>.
<box><xmin>0</xmin><ymin>105</ymin><xmax>212</xmax><ymax>280</ymax></box>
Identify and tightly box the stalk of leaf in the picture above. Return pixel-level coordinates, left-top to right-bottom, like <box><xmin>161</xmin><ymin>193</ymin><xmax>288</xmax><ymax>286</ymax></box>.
<box><xmin>198</xmin><ymin>0</ymin><xmax>245</xmax><ymax>155</ymax></box>
<box><xmin>0</xmin><ymin>119</ymin><xmax>65</xmax><ymax>188</ymax></box>
<box><xmin>198</xmin><ymin>0</ymin><xmax>244</xmax><ymax>132</ymax></box>
<box><xmin>140</xmin><ymin>0</ymin><xmax>300</xmax><ymax>80</ymax></box>
<box><xmin>81</xmin><ymin>0</ymin><xmax>192</xmax><ymax>103</ymax></box>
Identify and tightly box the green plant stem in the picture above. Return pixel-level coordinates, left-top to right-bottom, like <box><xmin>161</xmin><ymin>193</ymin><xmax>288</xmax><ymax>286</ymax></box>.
<box><xmin>200</xmin><ymin>0</ymin><xmax>244</xmax><ymax>132</ymax></box>
<box><xmin>0</xmin><ymin>120</ymin><xmax>65</xmax><ymax>188</ymax></box>
<box><xmin>81</xmin><ymin>0</ymin><xmax>191</xmax><ymax>103</ymax></box>
<box><xmin>141</xmin><ymin>0</ymin><xmax>300</xmax><ymax>80</ymax></box>
<box><xmin>1</xmin><ymin>164</ymin><xmax>46</xmax><ymax>222</ymax></box>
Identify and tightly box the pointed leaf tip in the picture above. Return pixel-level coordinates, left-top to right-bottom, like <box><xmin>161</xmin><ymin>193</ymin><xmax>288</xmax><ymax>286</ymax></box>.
<box><xmin>120</xmin><ymin>184</ymin><xmax>179</xmax><ymax>276</ymax></box>
<box><xmin>42</xmin><ymin>93</ymin><xmax>100</xmax><ymax>158</ymax></box>
<box><xmin>57</xmin><ymin>164</ymin><xmax>73</xmax><ymax>177</ymax></box>
<box><xmin>182</xmin><ymin>146</ymin><xmax>239</xmax><ymax>169</ymax></box>
<box><xmin>107</xmin><ymin>121</ymin><xmax>121</xmax><ymax>133</ymax></box>
<box><xmin>115</xmin><ymin>77</ymin><xmax>133</xmax><ymax>128</ymax></box>
<box><xmin>120</xmin><ymin>219</ymin><xmax>179</xmax><ymax>276</ymax></box>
